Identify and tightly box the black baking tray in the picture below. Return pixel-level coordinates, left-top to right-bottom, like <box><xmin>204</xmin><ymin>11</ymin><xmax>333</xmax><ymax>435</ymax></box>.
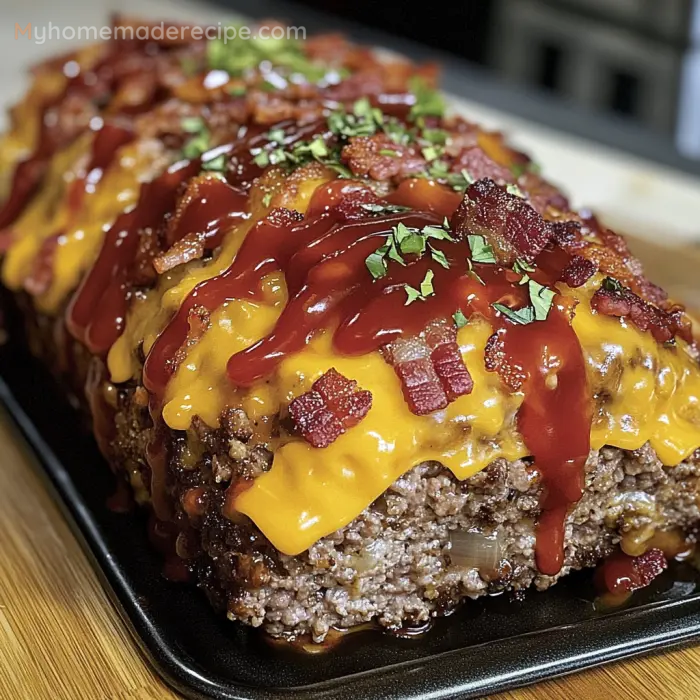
<box><xmin>4</xmin><ymin>338</ymin><xmax>700</xmax><ymax>700</ymax></box>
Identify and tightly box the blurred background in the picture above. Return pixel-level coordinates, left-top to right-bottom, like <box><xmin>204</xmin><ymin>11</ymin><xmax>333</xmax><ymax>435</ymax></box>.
<box><xmin>1</xmin><ymin>0</ymin><xmax>700</xmax><ymax>303</ymax></box>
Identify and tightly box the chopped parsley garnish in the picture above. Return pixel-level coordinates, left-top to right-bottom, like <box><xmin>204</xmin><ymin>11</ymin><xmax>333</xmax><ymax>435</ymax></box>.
<box><xmin>492</xmin><ymin>276</ymin><xmax>556</xmax><ymax>325</ymax></box>
<box><xmin>181</xmin><ymin>117</ymin><xmax>204</xmax><ymax>134</ymax></box>
<box><xmin>466</xmin><ymin>258</ymin><xmax>485</xmax><ymax>286</ymax></box>
<box><xmin>420</xmin><ymin>162</ymin><xmax>473</xmax><ymax>192</ymax></box>
<box><xmin>421</xmin><ymin>145</ymin><xmax>442</xmax><ymax>162</ymax></box>
<box><xmin>365</xmin><ymin>220</ymin><xmax>454</xmax><ymax>280</ymax></box>
<box><xmin>267</xmin><ymin>127</ymin><xmax>286</xmax><ymax>144</ymax></box>
<box><xmin>467</xmin><ymin>234</ymin><xmax>497</xmax><ymax>264</ymax></box>
<box><xmin>262</xmin><ymin>192</ymin><xmax>273</xmax><ymax>207</ymax></box>
<box><xmin>506</xmin><ymin>183</ymin><xmax>525</xmax><ymax>198</ymax></box>
<box><xmin>409</xmin><ymin>77</ymin><xmax>445</xmax><ymax>122</ymax></box>
<box><xmin>328</xmin><ymin>97</ymin><xmax>383</xmax><ymax>138</ymax></box>
<box><xmin>453</xmin><ymin>309</ymin><xmax>469</xmax><ymax>328</ymax></box>
<box><xmin>602</xmin><ymin>276</ymin><xmax>624</xmax><ymax>292</ymax></box>
<box><xmin>227</xmin><ymin>84</ymin><xmax>247</xmax><ymax>97</ymax></box>
<box><xmin>201</xmin><ymin>153</ymin><xmax>227</xmax><ymax>172</ymax></box>
<box><xmin>528</xmin><ymin>279</ymin><xmax>556</xmax><ymax>321</ymax></box>
<box><xmin>513</xmin><ymin>259</ymin><xmax>536</xmax><ymax>274</ymax></box>
<box><xmin>207</xmin><ymin>25</ymin><xmax>331</xmax><ymax>83</ymax></box>
<box><xmin>181</xmin><ymin>117</ymin><xmax>212</xmax><ymax>161</ymax></box>
<box><xmin>405</xmin><ymin>269</ymin><xmax>435</xmax><ymax>305</ymax></box>
<box><xmin>429</xmin><ymin>246</ymin><xmax>450</xmax><ymax>268</ymax></box>
<box><xmin>492</xmin><ymin>303</ymin><xmax>536</xmax><ymax>325</ymax></box>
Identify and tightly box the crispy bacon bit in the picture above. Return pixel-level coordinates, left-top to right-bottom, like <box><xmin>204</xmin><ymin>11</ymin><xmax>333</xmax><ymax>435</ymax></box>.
<box><xmin>484</xmin><ymin>331</ymin><xmax>527</xmax><ymax>392</ymax></box>
<box><xmin>595</xmin><ymin>548</ymin><xmax>667</xmax><ymax>596</ymax></box>
<box><xmin>169</xmin><ymin>306</ymin><xmax>211</xmax><ymax>374</ymax></box>
<box><xmin>288</xmin><ymin>369</ymin><xmax>372</xmax><ymax>448</ymax></box>
<box><xmin>591</xmin><ymin>282</ymin><xmax>677</xmax><ymax>343</ymax></box>
<box><xmin>453</xmin><ymin>178</ymin><xmax>552</xmax><ymax>265</ymax></box>
<box><xmin>559</xmin><ymin>255</ymin><xmax>597</xmax><ymax>288</ymax></box>
<box><xmin>153</xmin><ymin>231</ymin><xmax>206</xmax><ymax>274</ymax></box>
<box><xmin>341</xmin><ymin>134</ymin><xmax>426</xmax><ymax>182</ymax></box>
<box><xmin>424</xmin><ymin>321</ymin><xmax>474</xmax><ymax>400</ymax></box>
<box><xmin>452</xmin><ymin>146</ymin><xmax>514</xmax><ymax>184</ymax></box>
<box><xmin>383</xmin><ymin>321</ymin><xmax>472</xmax><ymax>415</ymax></box>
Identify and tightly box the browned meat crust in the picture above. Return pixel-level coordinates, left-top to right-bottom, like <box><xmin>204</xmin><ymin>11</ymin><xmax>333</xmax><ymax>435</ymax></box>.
<box><xmin>10</xmin><ymin>292</ymin><xmax>700</xmax><ymax>642</ymax></box>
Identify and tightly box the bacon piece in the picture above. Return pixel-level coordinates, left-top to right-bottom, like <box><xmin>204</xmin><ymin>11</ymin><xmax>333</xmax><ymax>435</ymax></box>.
<box><xmin>591</xmin><ymin>282</ymin><xmax>677</xmax><ymax>343</ymax></box>
<box><xmin>385</xmin><ymin>337</ymin><xmax>447</xmax><ymax>415</ymax></box>
<box><xmin>453</xmin><ymin>178</ymin><xmax>552</xmax><ymax>265</ymax></box>
<box><xmin>383</xmin><ymin>321</ymin><xmax>472</xmax><ymax>415</ymax></box>
<box><xmin>559</xmin><ymin>255</ymin><xmax>597</xmax><ymax>288</ymax></box>
<box><xmin>341</xmin><ymin>134</ymin><xmax>426</xmax><ymax>182</ymax></box>
<box><xmin>169</xmin><ymin>306</ymin><xmax>211</xmax><ymax>375</ymax></box>
<box><xmin>288</xmin><ymin>369</ymin><xmax>372</xmax><ymax>448</ymax></box>
<box><xmin>452</xmin><ymin>146</ymin><xmax>514</xmax><ymax>184</ymax></box>
<box><xmin>153</xmin><ymin>231</ymin><xmax>206</xmax><ymax>274</ymax></box>
<box><xmin>424</xmin><ymin>321</ymin><xmax>473</xmax><ymax>400</ymax></box>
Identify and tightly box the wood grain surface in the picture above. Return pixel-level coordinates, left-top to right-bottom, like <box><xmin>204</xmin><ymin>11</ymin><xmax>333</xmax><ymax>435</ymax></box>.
<box><xmin>0</xmin><ymin>235</ymin><xmax>699</xmax><ymax>700</ymax></box>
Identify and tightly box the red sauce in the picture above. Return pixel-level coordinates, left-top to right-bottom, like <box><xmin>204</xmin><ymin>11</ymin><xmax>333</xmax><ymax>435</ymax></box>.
<box><xmin>66</xmin><ymin>122</ymin><xmax>135</xmax><ymax>213</ymax></box>
<box><xmin>66</xmin><ymin>119</ymin><xmax>332</xmax><ymax>355</ymax></box>
<box><xmin>142</xmin><ymin>177</ymin><xmax>591</xmax><ymax>574</ymax></box>
<box><xmin>595</xmin><ymin>548</ymin><xmax>667</xmax><ymax>597</ymax></box>
<box><xmin>66</xmin><ymin>158</ymin><xmax>201</xmax><ymax>354</ymax></box>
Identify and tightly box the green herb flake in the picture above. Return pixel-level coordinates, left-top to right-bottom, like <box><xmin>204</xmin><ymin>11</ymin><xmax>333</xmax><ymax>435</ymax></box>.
<box><xmin>201</xmin><ymin>153</ymin><xmax>227</xmax><ymax>172</ymax></box>
<box><xmin>453</xmin><ymin>309</ymin><xmax>469</xmax><ymax>328</ymax></box>
<box><xmin>409</xmin><ymin>76</ymin><xmax>446</xmax><ymax>121</ymax></box>
<box><xmin>467</xmin><ymin>234</ymin><xmax>497</xmax><ymax>264</ymax></box>
<box><xmin>404</xmin><ymin>285</ymin><xmax>424</xmax><ymax>305</ymax></box>
<box><xmin>513</xmin><ymin>259</ymin><xmax>536</xmax><ymax>274</ymax></box>
<box><xmin>207</xmin><ymin>26</ymin><xmax>330</xmax><ymax>85</ymax></box>
<box><xmin>422</xmin><ymin>223</ymin><xmax>454</xmax><ymax>241</ymax></box>
<box><xmin>506</xmin><ymin>183</ymin><xmax>525</xmax><ymax>198</ymax></box>
<box><xmin>262</xmin><ymin>192</ymin><xmax>273</xmax><ymax>208</ymax></box>
<box><xmin>252</xmin><ymin>150</ymin><xmax>270</xmax><ymax>168</ymax></box>
<box><xmin>429</xmin><ymin>245</ymin><xmax>450</xmax><ymax>269</ymax></box>
<box><xmin>404</xmin><ymin>269</ymin><xmax>436</xmax><ymax>305</ymax></box>
<box><xmin>492</xmin><ymin>303</ymin><xmax>536</xmax><ymax>325</ymax></box>
<box><xmin>467</xmin><ymin>259</ymin><xmax>485</xmax><ymax>286</ymax></box>
<box><xmin>602</xmin><ymin>276</ymin><xmax>624</xmax><ymax>292</ymax></box>
<box><xmin>421</xmin><ymin>128</ymin><xmax>448</xmax><ymax>146</ymax></box>
<box><xmin>366</xmin><ymin>245</ymin><xmax>390</xmax><ymax>280</ymax></box>
<box><xmin>420</xmin><ymin>269</ymin><xmax>435</xmax><ymax>297</ymax></box>
<box><xmin>379</xmin><ymin>149</ymin><xmax>398</xmax><ymax>157</ymax></box>
<box><xmin>181</xmin><ymin>116</ymin><xmax>204</xmax><ymax>134</ymax></box>
<box><xmin>421</xmin><ymin>145</ymin><xmax>442</xmax><ymax>162</ymax></box>
<box><xmin>267</xmin><ymin>127</ymin><xmax>286</xmax><ymax>144</ymax></box>
<box><xmin>528</xmin><ymin>279</ymin><xmax>556</xmax><ymax>321</ymax></box>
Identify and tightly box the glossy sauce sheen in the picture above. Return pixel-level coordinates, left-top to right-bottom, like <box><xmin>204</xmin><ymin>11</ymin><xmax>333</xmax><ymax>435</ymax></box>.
<box><xmin>4</xmin><ymin>48</ymin><xmax>700</xmax><ymax>577</ymax></box>
<box><xmin>137</xmin><ymin>172</ymin><xmax>589</xmax><ymax>573</ymax></box>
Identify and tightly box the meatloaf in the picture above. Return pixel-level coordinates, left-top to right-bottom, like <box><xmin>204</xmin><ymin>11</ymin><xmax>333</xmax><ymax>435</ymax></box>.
<box><xmin>1</xmin><ymin>16</ymin><xmax>700</xmax><ymax>643</ymax></box>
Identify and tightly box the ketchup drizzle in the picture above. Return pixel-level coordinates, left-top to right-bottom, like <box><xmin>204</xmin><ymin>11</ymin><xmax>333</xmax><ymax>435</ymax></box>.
<box><xmin>141</xmin><ymin>176</ymin><xmax>591</xmax><ymax>573</ymax></box>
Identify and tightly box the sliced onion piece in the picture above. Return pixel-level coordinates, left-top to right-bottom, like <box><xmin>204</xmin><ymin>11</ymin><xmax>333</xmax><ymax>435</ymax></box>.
<box><xmin>449</xmin><ymin>530</ymin><xmax>502</xmax><ymax>571</ymax></box>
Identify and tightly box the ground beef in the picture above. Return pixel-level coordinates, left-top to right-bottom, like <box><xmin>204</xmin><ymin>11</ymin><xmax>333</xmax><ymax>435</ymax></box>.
<box><xmin>8</xmin><ymin>291</ymin><xmax>700</xmax><ymax>642</ymax></box>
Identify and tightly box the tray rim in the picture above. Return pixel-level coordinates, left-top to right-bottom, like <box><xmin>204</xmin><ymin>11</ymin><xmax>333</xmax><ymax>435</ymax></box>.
<box><xmin>4</xmin><ymin>370</ymin><xmax>700</xmax><ymax>700</ymax></box>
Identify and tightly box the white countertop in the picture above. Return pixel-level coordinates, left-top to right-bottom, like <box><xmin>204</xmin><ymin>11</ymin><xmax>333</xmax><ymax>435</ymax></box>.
<box><xmin>2</xmin><ymin>0</ymin><xmax>699</xmax><ymax>245</ymax></box>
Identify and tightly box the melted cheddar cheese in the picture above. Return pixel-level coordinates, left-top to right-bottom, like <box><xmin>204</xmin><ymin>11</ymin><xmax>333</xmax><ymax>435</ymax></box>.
<box><xmin>1</xmin><ymin>135</ymin><xmax>168</xmax><ymax>313</ymax></box>
<box><xmin>106</xmin><ymin>177</ymin><xmax>700</xmax><ymax>556</ymax></box>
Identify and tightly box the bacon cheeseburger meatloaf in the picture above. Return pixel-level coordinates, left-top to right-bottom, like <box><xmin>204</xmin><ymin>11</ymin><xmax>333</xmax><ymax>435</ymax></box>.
<box><xmin>1</xmin><ymin>17</ymin><xmax>700</xmax><ymax>642</ymax></box>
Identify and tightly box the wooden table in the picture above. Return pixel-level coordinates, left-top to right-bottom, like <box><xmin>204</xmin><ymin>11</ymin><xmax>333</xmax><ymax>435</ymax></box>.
<box><xmin>1</xmin><ymin>235</ymin><xmax>700</xmax><ymax>700</ymax></box>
